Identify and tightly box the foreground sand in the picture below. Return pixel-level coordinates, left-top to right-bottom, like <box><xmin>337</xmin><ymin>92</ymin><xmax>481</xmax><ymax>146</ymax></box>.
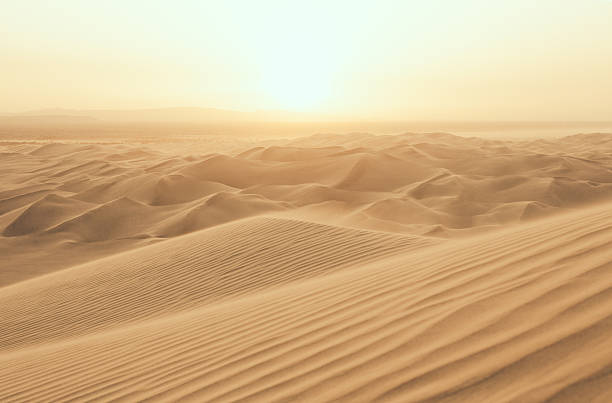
<box><xmin>1</xmin><ymin>132</ymin><xmax>612</xmax><ymax>401</ymax></box>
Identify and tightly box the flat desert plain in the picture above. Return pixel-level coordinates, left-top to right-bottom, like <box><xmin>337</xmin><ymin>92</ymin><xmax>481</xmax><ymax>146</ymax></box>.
<box><xmin>1</xmin><ymin>131</ymin><xmax>612</xmax><ymax>402</ymax></box>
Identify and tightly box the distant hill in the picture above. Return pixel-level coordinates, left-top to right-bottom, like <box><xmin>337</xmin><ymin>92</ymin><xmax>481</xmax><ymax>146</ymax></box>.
<box><xmin>6</xmin><ymin>107</ymin><xmax>322</xmax><ymax>123</ymax></box>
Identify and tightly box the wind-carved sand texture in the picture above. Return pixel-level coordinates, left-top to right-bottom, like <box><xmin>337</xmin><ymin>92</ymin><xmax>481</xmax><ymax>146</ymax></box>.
<box><xmin>1</xmin><ymin>132</ymin><xmax>612</xmax><ymax>401</ymax></box>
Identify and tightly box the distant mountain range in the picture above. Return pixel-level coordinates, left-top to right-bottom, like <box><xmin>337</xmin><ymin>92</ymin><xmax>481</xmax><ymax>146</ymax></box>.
<box><xmin>2</xmin><ymin>107</ymin><xmax>326</xmax><ymax>123</ymax></box>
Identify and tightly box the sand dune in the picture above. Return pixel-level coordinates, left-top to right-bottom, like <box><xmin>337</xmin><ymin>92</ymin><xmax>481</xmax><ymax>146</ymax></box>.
<box><xmin>0</xmin><ymin>201</ymin><xmax>611</xmax><ymax>401</ymax></box>
<box><xmin>1</xmin><ymin>133</ymin><xmax>611</xmax><ymax>283</ymax></box>
<box><xmin>3</xmin><ymin>193</ymin><xmax>94</xmax><ymax>236</ymax></box>
<box><xmin>1</xmin><ymin>131</ymin><xmax>612</xmax><ymax>401</ymax></box>
<box><xmin>0</xmin><ymin>217</ymin><xmax>434</xmax><ymax>351</ymax></box>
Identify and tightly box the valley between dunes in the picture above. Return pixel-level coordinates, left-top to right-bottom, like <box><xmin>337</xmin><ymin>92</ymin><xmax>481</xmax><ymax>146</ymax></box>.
<box><xmin>1</xmin><ymin>131</ymin><xmax>612</xmax><ymax>402</ymax></box>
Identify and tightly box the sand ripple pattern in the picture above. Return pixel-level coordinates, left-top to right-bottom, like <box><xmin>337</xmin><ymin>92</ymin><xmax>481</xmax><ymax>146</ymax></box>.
<box><xmin>0</xmin><ymin>203</ymin><xmax>611</xmax><ymax>402</ymax></box>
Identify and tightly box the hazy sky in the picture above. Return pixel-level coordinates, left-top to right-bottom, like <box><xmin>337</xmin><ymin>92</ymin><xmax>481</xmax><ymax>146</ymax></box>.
<box><xmin>3</xmin><ymin>0</ymin><xmax>612</xmax><ymax>120</ymax></box>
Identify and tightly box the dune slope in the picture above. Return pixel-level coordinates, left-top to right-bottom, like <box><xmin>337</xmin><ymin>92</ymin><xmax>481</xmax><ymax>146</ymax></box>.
<box><xmin>0</xmin><ymin>202</ymin><xmax>611</xmax><ymax>402</ymax></box>
<box><xmin>0</xmin><ymin>217</ymin><xmax>434</xmax><ymax>350</ymax></box>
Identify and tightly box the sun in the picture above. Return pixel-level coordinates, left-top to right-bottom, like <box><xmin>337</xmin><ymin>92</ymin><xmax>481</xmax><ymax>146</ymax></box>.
<box><xmin>260</xmin><ymin>60</ymin><xmax>332</xmax><ymax>111</ymax></box>
<box><xmin>254</xmin><ymin>21</ymin><xmax>337</xmax><ymax>112</ymax></box>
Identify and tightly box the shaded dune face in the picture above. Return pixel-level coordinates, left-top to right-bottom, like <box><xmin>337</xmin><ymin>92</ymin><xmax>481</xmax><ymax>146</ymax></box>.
<box><xmin>1</xmin><ymin>132</ymin><xmax>612</xmax><ymax>284</ymax></box>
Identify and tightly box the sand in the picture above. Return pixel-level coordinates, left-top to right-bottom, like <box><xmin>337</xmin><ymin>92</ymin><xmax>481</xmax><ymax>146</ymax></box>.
<box><xmin>1</xmin><ymin>131</ymin><xmax>612</xmax><ymax>401</ymax></box>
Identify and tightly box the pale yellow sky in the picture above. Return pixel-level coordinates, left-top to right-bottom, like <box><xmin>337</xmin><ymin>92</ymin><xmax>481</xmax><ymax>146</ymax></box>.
<box><xmin>2</xmin><ymin>0</ymin><xmax>612</xmax><ymax>120</ymax></box>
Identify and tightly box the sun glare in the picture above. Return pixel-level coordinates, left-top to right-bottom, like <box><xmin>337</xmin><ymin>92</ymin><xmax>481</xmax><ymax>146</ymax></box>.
<box><xmin>260</xmin><ymin>59</ymin><xmax>332</xmax><ymax>110</ymax></box>
<box><xmin>250</xmin><ymin>2</ymin><xmax>340</xmax><ymax>112</ymax></box>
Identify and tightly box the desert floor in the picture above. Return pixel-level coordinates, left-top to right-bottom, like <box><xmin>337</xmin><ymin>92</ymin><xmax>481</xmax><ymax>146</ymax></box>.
<box><xmin>1</xmin><ymin>131</ymin><xmax>612</xmax><ymax>402</ymax></box>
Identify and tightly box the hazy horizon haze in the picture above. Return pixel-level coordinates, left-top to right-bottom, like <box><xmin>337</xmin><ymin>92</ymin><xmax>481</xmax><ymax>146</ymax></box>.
<box><xmin>3</xmin><ymin>0</ymin><xmax>612</xmax><ymax>120</ymax></box>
